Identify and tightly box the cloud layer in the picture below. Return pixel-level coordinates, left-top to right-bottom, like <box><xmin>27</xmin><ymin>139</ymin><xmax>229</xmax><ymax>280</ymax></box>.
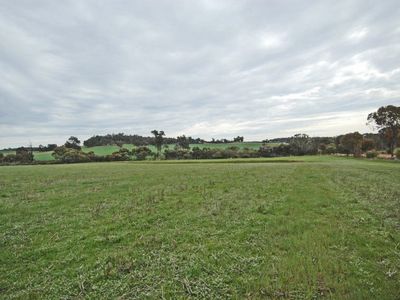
<box><xmin>1</xmin><ymin>0</ymin><xmax>399</xmax><ymax>147</ymax></box>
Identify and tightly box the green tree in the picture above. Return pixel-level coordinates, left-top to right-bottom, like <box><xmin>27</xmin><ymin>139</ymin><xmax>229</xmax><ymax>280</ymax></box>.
<box><xmin>52</xmin><ymin>146</ymin><xmax>89</xmax><ymax>163</ymax></box>
<box><xmin>65</xmin><ymin>136</ymin><xmax>81</xmax><ymax>150</ymax></box>
<box><xmin>340</xmin><ymin>132</ymin><xmax>363</xmax><ymax>157</ymax></box>
<box><xmin>176</xmin><ymin>135</ymin><xmax>190</xmax><ymax>149</ymax></box>
<box><xmin>289</xmin><ymin>134</ymin><xmax>317</xmax><ymax>155</ymax></box>
<box><xmin>367</xmin><ymin>105</ymin><xmax>400</xmax><ymax>157</ymax></box>
<box><xmin>233</xmin><ymin>136</ymin><xmax>244</xmax><ymax>142</ymax></box>
<box><xmin>361</xmin><ymin>138</ymin><xmax>375</xmax><ymax>152</ymax></box>
<box><xmin>16</xmin><ymin>147</ymin><xmax>34</xmax><ymax>163</ymax></box>
<box><xmin>110</xmin><ymin>148</ymin><xmax>131</xmax><ymax>161</ymax></box>
<box><xmin>151</xmin><ymin>130</ymin><xmax>165</xmax><ymax>156</ymax></box>
<box><xmin>132</xmin><ymin>146</ymin><xmax>153</xmax><ymax>161</ymax></box>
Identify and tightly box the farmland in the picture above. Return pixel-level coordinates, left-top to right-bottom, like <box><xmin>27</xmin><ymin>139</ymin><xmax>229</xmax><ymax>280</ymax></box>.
<box><xmin>0</xmin><ymin>142</ymin><xmax>268</xmax><ymax>161</ymax></box>
<box><xmin>1</xmin><ymin>156</ymin><xmax>399</xmax><ymax>299</ymax></box>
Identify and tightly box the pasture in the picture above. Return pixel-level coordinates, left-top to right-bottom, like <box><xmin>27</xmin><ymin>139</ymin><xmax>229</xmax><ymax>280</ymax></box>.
<box><xmin>1</xmin><ymin>156</ymin><xmax>399</xmax><ymax>298</ymax></box>
<box><xmin>0</xmin><ymin>142</ymin><xmax>268</xmax><ymax>161</ymax></box>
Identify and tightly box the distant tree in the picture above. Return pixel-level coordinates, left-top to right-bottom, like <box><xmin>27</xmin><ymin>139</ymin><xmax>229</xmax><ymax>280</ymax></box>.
<box><xmin>16</xmin><ymin>147</ymin><xmax>34</xmax><ymax>163</ymax></box>
<box><xmin>233</xmin><ymin>136</ymin><xmax>244</xmax><ymax>142</ymax></box>
<box><xmin>367</xmin><ymin>105</ymin><xmax>400</xmax><ymax>157</ymax></box>
<box><xmin>132</xmin><ymin>146</ymin><xmax>153</xmax><ymax>161</ymax></box>
<box><xmin>2</xmin><ymin>154</ymin><xmax>17</xmax><ymax>163</ymax></box>
<box><xmin>65</xmin><ymin>136</ymin><xmax>81</xmax><ymax>150</ymax></box>
<box><xmin>83</xmin><ymin>133</ymin><xmax>178</xmax><ymax>147</ymax></box>
<box><xmin>176</xmin><ymin>135</ymin><xmax>190</xmax><ymax>149</ymax></box>
<box><xmin>289</xmin><ymin>134</ymin><xmax>317</xmax><ymax>155</ymax></box>
<box><xmin>340</xmin><ymin>132</ymin><xmax>363</xmax><ymax>157</ymax></box>
<box><xmin>47</xmin><ymin>144</ymin><xmax>58</xmax><ymax>151</ymax></box>
<box><xmin>151</xmin><ymin>130</ymin><xmax>165</xmax><ymax>156</ymax></box>
<box><xmin>109</xmin><ymin>148</ymin><xmax>131</xmax><ymax>161</ymax></box>
<box><xmin>361</xmin><ymin>138</ymin><xmax>375</xmax><ymax>152</ymax></box>
<box><xmin>39</xmin><ymin>144</ymin><xmax>57</xmax><ymax>152</ymax></box>
<box><xmin>319</xmin><ymin>143</ymin><xmax>327</xmax><ymax>153</ymax></box>
<box><xmin>259</xmin><ymin>144</ymin><xmax>291</xmax><ymax>157</ymax></box>
<box><xmin>52</xmin><ymin>146</ymin><xmax>89</xmax><ymax>163</ymax></box>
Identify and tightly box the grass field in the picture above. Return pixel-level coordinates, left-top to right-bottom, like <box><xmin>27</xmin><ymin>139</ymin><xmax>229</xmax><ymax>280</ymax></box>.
<box><xmin>1</xmin><ymin>156</ymin><xmax>399</xmax><ymax>299</ymax></box>
<box><xmin>0</xmin><ymin>142</ymin><xmax>268</xmax><ymax>161</ymax></box>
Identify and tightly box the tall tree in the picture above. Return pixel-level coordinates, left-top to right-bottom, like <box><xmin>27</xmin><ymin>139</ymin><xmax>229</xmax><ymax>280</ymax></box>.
<box><xmin>176</xmin><ymin>135</ymin><xmax>190</xmax><ymax>149</ymax></box>
<box><xmin>289</xmin><ymin>133</ymin><xmax>317</xmax><ymax>155</ymax></box>
<box><xmin>367</xmin><ymin>105</ymin><xmax>400</xmax><ymax>157</ymax></box>
<box><xmin>340</xmin><ymin>132</ymin><xmax>363</xmax><ymax>157</ymax></box>
<box><xmin>151</xmin><ymin>130</ymin><xmax>165</xmax><ymax>156</ymax></box>
<box><xmin>16</xmin><ymin>147</ymin><xmax>34</xmax><ymax>162</ymax></box>
<box><xmin>65</xmin><ymin>136</ymin><xmax>81</xmax><ymax>150</ymax></box>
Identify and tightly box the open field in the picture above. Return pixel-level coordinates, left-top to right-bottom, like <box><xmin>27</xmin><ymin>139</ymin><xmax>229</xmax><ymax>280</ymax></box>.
<box><xmin>0</xmin><ymin>142</ymin><xmax>270</xmax><ymax>161</ymax></box>
<box><xmin>1</xmin><ymin>156</ymin><xmax>399</xmax><ymax>298</ymax></box>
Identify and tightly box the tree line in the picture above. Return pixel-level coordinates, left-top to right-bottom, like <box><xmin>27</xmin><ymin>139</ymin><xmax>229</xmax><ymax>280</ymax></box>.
<box><xmin>82</xmin><ymin>133</ymin><xmax>245</xmax><ymax>147</ymax></box>
<box><xmin>1</xmin><ymin>105</ymin><xmax>399</xmax><ymax>164</ymax></box>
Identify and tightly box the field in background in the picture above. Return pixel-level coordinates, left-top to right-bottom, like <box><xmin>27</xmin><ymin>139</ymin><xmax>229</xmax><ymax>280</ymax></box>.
<box><xmin>1</xmin><ymin>142</ymin><xmax>271</xmax><ymax>161</ymax></box>
<box><xmin>1</xmin><ymin>156</ymin><xmax>399</xmax><ymax>298</ymax></box>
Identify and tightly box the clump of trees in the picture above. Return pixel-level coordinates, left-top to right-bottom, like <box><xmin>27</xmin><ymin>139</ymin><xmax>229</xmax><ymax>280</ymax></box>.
<box><xmin>64</xmin><ymin>136</ymin><xmax>81</xmax><ymax>150</ymax></box>
<box><xmin>368</xmin><ymin>105</ymin><xmax>400</xmax><ymax>157</ymax></box>
<box><xmin>0</xmin><ymin>147</ymin><xmax>34</xmax><ymax>164</ymax></box>
<box><xmin>49</xmin><ymin>136</ymin><xmax>157</xmax><ymax>163</ymax></box>
<box><xmin>38</xmin><ymin>144</ymin><xmax>58</xmax><ymax>152</ymax></box>
<box><xmin>83</xmin><ymin>133</ymin><xmax>199</xmax><ymax>147</ymax></box>
<box><xmin>132</xmin><ymin>146</ymin><xmax>153</xmax><ymax>161</ymax></box>
<box><xmin>12</xmin><ymin>147</ymin><xmax>33</xmax><ymax>163</ymax></box>
<box><xmin>176</xmin><ymin>135</ymin><xmax>190</xmax><ymax>149</ymax></box>
<box><xmin>52</xmin><ymin>146</ymin><xmax>90</xmax><ymax>163</ymax></box>
<box><xmin>339</xmin><ymin>132</ymin><xmax>363</xmax><ymax>157</ymax></box>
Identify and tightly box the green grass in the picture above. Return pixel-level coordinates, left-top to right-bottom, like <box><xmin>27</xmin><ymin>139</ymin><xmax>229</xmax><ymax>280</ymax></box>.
<box><xmin>1</xmin><ymin>156</ymin><xmax>399</xmax><ymax>299</ymax></box>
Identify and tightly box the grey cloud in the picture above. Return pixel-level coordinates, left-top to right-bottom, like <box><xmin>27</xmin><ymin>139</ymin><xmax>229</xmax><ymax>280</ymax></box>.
<box><xmin>1</xmin><ymin>0</ymin><xmax>400</xmax><ymax>147</ymax></box>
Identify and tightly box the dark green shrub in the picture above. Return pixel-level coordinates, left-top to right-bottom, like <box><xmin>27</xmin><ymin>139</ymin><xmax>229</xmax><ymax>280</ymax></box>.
<box><xmin>132</xmin><ymin>146</ymin><xmax>153</xmax><ymax>160</ymax></box>
<box><xmin>366</xmin><ymin>151</ymin><xmax>378</xmax><ymax>159</ymax></box>
<box><xmin>52</xmin><ymin>146</ymin><xmax>90</xmax><ymax>163</ymax></box>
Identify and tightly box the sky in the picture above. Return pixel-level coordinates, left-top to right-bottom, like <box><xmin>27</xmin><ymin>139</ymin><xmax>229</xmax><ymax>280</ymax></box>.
<box><xmin>1</xmin><ymin>0</ymin><xmax>400</xmax><ymax>148</ymax></box>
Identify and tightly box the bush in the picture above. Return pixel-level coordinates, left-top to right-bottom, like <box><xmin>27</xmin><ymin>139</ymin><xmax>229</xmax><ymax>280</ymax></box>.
<box><xmin>0</xmin><ymin>148</ymin><xmax>33</xmax><ymax>164</ymax></box>
<box><xmin>109</xmin><ymin>148</ymin><xmax>132</xmax><ymax>161</ymax></box>
<box><xmin>259</xmin><ymin>144</ymin><xmax>292</xmax><ymax>157</ymax></box>
<box><xmin>396</xmin><ymin>149</ymin><xmax>400</xmax><ymax>159</ymax></box>
<box><xmin>164</xmin><ymin>149</ymin><xmax>191</xmax><ymax>160</ymax></box>
<box><xmin>16</xmin><ymin>147</ymin><xmax>34</xmax><ymax>163</ymax></box>
<box><xmin>366</xmin><ymin>151</ymin><xmax>378</xmax><ymax>159</ymax></box>
<box><xmin>324</xmin><ymin>145</ymin><xmax>337</xmax><ymax>154</ymax></box>
<box><xmin>52</xmin><ymin>146</ymin><xmax>90</xmax><ymax>163</ymax></box>
<box><xmin>2</xmin><ymin>154</ymin><xmax>17</xmax><ymax>163</ymax></box>
<box><xmin>132</xmin><ymin>146</ymin><xmax>153</xmax><ymax>160</ymax></box>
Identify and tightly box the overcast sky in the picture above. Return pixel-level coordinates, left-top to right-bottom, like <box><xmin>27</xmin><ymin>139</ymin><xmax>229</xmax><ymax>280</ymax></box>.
<box><xmin>1</xmin><ymin>0</ymin><xmax>400</xmax><ymax>147</ymax></box>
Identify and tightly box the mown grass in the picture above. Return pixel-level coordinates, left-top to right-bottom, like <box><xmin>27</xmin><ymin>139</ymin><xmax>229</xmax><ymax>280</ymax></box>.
<box><xmin>0</xmin><ymin>156</ymin><xmax>399</xmax><ymax>299</ymax></box>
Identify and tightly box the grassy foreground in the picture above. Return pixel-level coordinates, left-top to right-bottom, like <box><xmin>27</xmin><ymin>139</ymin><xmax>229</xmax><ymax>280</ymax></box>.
<box><xmin>1</xmin><ymin>157</ymin><xmax>399</xmax><ymax>299</ymax></box>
